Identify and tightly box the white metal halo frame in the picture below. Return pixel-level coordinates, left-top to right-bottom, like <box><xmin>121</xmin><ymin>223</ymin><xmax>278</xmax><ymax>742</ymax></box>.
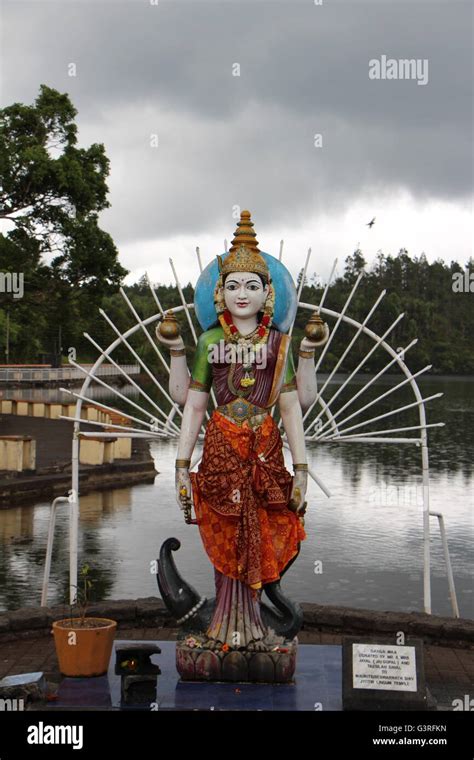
<box><xmin>41</xmin><ymin>244</ymin><xmax>459</xmax><ymax>619</ymax></box>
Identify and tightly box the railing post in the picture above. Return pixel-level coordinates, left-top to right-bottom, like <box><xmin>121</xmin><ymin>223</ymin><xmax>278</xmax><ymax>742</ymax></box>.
<box><xmin>430</xmin><ymin>511</ymin><xmax>460</xmax><ymax>618</ymax></box>
<box><xmin>41</xmin><ymin>496</ymin><xmax>70</xmax><ymax>606</ymax></box>
<box><xmin>70</xmin><ymin>425</ymin><xmax>80</xmax><ymax>604</ymax></box>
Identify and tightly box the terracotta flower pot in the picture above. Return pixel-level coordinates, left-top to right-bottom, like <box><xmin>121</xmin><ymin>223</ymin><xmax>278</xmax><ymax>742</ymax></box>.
<box><xmin>52</xmin><ymin>617</ymin><xmax>117</xmax><ymax>677</ymax></box>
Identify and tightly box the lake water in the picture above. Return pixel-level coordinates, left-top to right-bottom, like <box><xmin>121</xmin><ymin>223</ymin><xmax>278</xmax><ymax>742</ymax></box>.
<box><xmin>0</xmin><ymin>375</ymin><xmax>472</xmax><ymax>618</ymax></box>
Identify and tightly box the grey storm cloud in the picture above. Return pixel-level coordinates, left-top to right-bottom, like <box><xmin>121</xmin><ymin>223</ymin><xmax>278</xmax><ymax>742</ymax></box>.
<box><xmin>1</xmin><ymin>0</ymin><xmax>472</xmax><ymax>246</ymax></box>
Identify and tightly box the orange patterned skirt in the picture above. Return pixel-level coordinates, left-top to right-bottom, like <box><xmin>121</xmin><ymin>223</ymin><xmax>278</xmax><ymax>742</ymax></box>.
<box><xmin>190</xmin><ymin>411</ymin><xmax>306</xmax><ymax>590</ymax></box>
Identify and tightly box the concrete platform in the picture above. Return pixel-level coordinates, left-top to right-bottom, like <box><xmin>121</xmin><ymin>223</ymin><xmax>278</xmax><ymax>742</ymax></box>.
<box><xmin>1</xmin><ymin>627</ymin><xmax>472</xmax><ymax>711</ymax></box>
<box><xmin>52</xmin><ymin>640</ymin><xmax>343</xmax><ymax>711</ymax></box>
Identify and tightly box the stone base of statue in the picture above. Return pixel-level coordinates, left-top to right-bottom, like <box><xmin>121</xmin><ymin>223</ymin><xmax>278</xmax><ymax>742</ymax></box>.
<box><xmin>176</xmin><ymin>636</ymin><xmax>298</xmax><ymax>683</ymax></box>
<box><xmin>157</xmin><ymin>536</ymin><xmax>305</xmax><ymax>684</ymax></box>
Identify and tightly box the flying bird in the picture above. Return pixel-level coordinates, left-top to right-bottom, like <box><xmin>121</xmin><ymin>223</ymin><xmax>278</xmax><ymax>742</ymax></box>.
<box><xmin>366</xmin><ymin>217</ymin><xmax>376</xmax><ymax>228</ymax></box>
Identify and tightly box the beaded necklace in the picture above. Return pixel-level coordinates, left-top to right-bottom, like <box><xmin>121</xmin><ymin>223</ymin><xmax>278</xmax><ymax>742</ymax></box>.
<box><xmin>218</xmin><ymin>312</ymin><xmax>270</xmax><ymax>396</ymax></box>
<box><xmin>219</xmin><ymin>308</ymin><xmax>271</xmax><ymax>345</ymax></box>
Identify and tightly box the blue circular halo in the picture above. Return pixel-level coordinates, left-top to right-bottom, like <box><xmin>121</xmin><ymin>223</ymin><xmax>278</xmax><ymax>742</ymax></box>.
<box><xmin>193</xmin><ymin>252</ymin><xmax>298</xmax><ymax>334</ymax></box>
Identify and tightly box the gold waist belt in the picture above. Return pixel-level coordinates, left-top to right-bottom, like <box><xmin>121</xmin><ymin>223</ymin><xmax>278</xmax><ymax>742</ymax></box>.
<box><xmin>216</xmin><ymin>399</ymin><xmax>268</xmax><ymax>429</ymax></box>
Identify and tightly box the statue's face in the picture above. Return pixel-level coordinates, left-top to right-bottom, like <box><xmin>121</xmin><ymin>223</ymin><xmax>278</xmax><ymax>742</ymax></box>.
<box><xmin>224</xmin><ymin>271</ymin><xmax>268</xmax><ymax>319</ymax></box>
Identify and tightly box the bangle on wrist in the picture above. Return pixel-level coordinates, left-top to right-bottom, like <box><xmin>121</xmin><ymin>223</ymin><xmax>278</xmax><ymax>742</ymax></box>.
<box><xmin>170</xmin><ymin>347</ymin><xmax>186</xmax><ymax>357</ymax></box>
<box><xmin>299</xmin><ymin>349</ymin><xmax>315</xmax><ymax>359</ymax></box>
<box><xmin>175</xmin><ymin>458</ymin><xmax>191</xmax><ymax>469</ymax></box>
<box><xmin>293</xmin><ymin>463</ymin><xmax>308</xmax><ymax>471</ymax></box>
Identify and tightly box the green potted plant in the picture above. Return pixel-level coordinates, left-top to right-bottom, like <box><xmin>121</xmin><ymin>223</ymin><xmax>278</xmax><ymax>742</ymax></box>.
<box><xmin>52</xmin><ymin>564</ymin><xmax>117</xmax><ymax>677</ymax></box>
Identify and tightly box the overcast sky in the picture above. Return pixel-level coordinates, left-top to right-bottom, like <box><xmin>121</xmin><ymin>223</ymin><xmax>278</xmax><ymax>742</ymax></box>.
<box><xmin>1</xmin><ymin>0</ymin><xmax>472</xmax><ymax>286</ymax></box>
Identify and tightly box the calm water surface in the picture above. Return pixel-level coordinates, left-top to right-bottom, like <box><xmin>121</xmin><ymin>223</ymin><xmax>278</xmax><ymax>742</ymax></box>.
<box><xmin>0</xmin><ymin>375</ymin><xmax>472</xmax><ymax>618</ymax></box>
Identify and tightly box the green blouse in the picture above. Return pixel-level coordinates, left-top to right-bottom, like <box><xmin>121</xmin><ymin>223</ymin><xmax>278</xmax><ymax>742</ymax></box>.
<box><xmin>190</xmin><ymin>326</ymin><xmax>296</xmax><ymax>394</ymax></box>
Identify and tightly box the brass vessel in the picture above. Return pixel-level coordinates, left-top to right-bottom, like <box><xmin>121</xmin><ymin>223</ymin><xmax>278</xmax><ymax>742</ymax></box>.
<box><xmin>304</xmin><ymin>311</ymin><xmax>330</xmax><ymax>347</ymax></box>
<box><xmin>157</xmin><ymin>310</ymin><xmax>181</xmax><ymax>340</ymax></box>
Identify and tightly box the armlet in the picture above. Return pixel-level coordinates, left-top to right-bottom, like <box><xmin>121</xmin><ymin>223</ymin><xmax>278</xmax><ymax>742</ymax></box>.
<box><xmin>280</xmin><ymin>378</ymin><xmax>297</xmax><ymax>393</ymax></box>
<box><xmin>189</xmin><ymin>378</ymin><xmax>211</xmax><ymax>393</ymax></box>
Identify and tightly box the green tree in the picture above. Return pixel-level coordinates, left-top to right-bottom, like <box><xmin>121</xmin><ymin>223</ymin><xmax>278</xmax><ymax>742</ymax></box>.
<box><xmin>344</xmin><ymin>248</ymin><xmax>366</xmax><ymax>284</ymax></box>
<box><xmin>0</xmin><ymin>85</ymin><xmax>127</xmax><ymax>361</ymax></box>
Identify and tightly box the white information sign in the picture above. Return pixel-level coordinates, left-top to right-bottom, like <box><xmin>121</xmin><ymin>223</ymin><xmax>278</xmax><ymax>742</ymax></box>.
<box><xmin>352</xmin><ymin>644</ymin><xmax>417</xmax><ymax>692</ymax></box>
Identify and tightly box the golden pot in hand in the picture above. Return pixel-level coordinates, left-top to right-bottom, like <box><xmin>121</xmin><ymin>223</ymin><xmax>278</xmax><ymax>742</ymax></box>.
<box><xmin>304</xmin><ymin>311</ymin><xmax>330</xmax><ymax>347</ymax></box>
<box><xmin>157</xmin><ymin>310</ymin><xmax>181</xmax><ymax>340</ymax></box>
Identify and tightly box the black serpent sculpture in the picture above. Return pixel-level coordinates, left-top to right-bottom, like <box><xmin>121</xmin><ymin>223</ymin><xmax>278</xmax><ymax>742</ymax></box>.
<box><xmin>156</xmin><ymin>537</ymin><xmax>303</xmax><ymax>641</ymax></box>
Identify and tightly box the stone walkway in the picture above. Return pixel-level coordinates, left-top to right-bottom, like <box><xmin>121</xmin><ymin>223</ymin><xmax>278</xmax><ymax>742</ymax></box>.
<box><xmin>1</xmin><ymin>626</ymin><xmax>472</xmax><ymax>711</ymax></box>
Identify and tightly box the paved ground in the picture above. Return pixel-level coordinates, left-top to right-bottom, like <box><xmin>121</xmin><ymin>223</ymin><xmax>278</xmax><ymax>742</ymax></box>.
<box><xmin>1</xmin><ymin>626</ymin><xmax>472</xmax><ymax>711</ymax></box>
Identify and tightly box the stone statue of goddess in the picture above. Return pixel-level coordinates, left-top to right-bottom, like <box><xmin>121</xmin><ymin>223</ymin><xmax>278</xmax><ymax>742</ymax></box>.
<box><xmin>156</xmin><ymin>210</ymin><xmax>321</xmax><ymax>653</ymax></box>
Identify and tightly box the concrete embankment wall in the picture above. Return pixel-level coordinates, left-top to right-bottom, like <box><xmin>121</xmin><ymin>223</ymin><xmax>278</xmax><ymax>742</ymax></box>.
<box><xmin>0</xmin><ymin>597</ymin><xmax>472</xmax><ymax>649</ymax></box>
<box><xmin>0</xmin><ymin>415</ymin><xmax>157</xmax><ymax>506</ymax></box>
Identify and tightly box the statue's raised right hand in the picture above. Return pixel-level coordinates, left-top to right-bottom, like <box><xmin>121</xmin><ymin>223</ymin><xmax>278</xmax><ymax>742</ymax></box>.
<box><xmin>155</xmin><ymin>330</ymin><xmax>185</xmax><ymax>350</ymax></box>
<box><xmin>175</xmin><ymin>468</ymin><xmax>192</xmax><ymax>511</ymax></box>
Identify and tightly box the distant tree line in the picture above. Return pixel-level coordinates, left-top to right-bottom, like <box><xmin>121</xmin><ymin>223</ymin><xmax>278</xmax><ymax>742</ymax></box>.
<box><xmin>3</xmin><ymin>249</ymin><xmax>465</xmax><ymax>381</ymax></box>
<box><xmin>292</xmin><ymin>249</ymin><xmax>474</xmax><ymax>376</ymax></box>
<box><xmin>2</xmin><ymin>230</ymin><xmax>473</xmax><ymax>378</ymax></box>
